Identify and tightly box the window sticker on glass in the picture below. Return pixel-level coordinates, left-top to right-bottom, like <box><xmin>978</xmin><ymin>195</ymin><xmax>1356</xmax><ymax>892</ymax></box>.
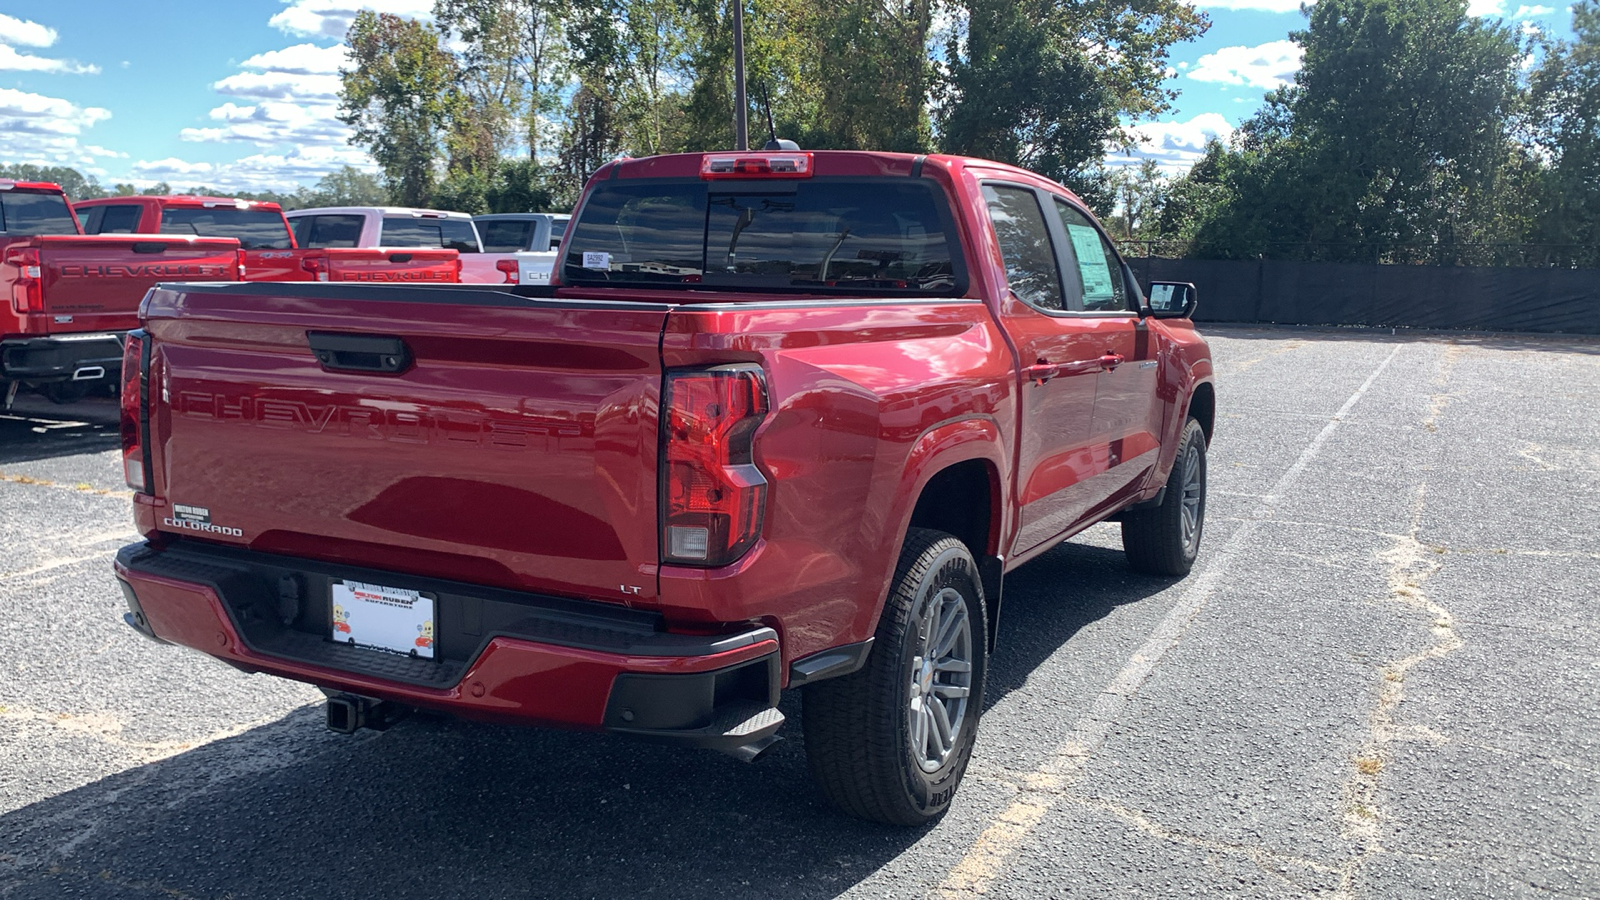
<box><xmin>1065</xmin><ymin>224</ymin><xmax>1115</xmax><ymax>304</ymax></box>
<box><xmin>582</xmin><ymin>251</ymin><xmax>611</xmax><ymax>269</ymax></box>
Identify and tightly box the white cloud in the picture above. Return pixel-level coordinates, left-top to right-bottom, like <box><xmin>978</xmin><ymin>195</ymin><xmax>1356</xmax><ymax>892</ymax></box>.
<box><xmin>1512</xmin><ymin>4</ymin><xmax>1554</xmax><ymax>14</ymax></box>
<box><xmin>0</xmin><ymin>14</ymin><xmax>99</xmax><ymax>73</ymax></box>
<box><xmin>1188</xmin><ymin>40</ymin><xmax>1303</xmax><ymax>90</ymax></box>
<box><xmin>189</xmin><ymin>37</ymin><xmax>351</xmax><ymax>153</ymax></box>
<box><xmin>269</xmin><ymin>0</ymin><xmax>434</xmax><ymax>39</ymax></box>
<box><xmin>125</xmin><ymin>146</ymin><xmax>375</xmax><ymax>193</ymax></box>
<box><xmin>0</xmin><ymin>87</ymin><xmax>115</xmax><ymax>168</ymax></box>
<box><xmin>0</xmin><ymin>13</ymin><xmax>59</xmax><ymax>48</ymax></box>
<box><xmin>215</xmin><ymin>71</ymin><xmax>343</xmax><ymax>103</ymax></box>
<box><xmin>1105</xmin><ymin>113</ymin><xmax>1236</xmax><ymax>173</ymax></box>
<box><xmin>240</xmin><ymin>43</ymin><xmax>348</xmax><ymax>75</ymax></box>
<box><xmin>1193</xmin><ymin>0</ymin><xmax>1306</xmax><ymax>11</ymax></box>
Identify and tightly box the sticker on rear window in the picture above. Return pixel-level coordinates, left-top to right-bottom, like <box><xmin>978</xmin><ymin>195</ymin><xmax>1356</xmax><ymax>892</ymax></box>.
<box><xmin>582</xmin><ymin>251</ymin><xmax>611</xmax><ymax>270</ymax></box>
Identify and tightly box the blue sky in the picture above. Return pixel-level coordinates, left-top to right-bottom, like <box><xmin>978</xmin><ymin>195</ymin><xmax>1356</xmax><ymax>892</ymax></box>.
<box><xmin>0</xmin><ymin>0</ymin><xmax>1579</xmax><ymax>192</ymax></box>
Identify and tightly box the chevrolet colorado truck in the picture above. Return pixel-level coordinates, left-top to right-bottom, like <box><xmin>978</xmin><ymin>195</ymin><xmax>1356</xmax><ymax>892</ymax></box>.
<box><xmin>285</xmin><ymin>206</ymin><xmax>510</xmax><ymax>285</ymax></box>
<box><xmin>1</xmin><ymin>180</ymin><xmax>242</xmax><ymax>407</ymax></box>
<box><xmin>473</xmin><ymin>213</ymin><xmax>571</xmax><ymax>285</ymax></box>
<box><xmin>75</xmin><ymin>195</ymin><xmax>461</xmax><ymax>284</ymax></box>
<box><xmin>113</xmin><ymin>150</ymin><xmax>1214</xmax><ymax>825</ymax></box>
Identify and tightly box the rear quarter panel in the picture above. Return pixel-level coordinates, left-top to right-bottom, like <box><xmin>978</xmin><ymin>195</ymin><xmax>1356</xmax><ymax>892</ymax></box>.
<box><xmin>656</xmin><ymin>299</ymin><xmax>1016</xmax><ymax>669</ymax></box>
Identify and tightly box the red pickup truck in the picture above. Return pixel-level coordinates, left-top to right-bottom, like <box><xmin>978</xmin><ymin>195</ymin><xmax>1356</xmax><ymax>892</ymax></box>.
<box><xmin>112</xmin><ymin>150</ymin><xmax>1214</xmax><ymax>825</ymax></box>
<box><xmin>1</xmin><ymin>180</ymin><xmax>242</xmax><ymax>406</ymax></box>
<box><xmin>74</xmin><ymin>195</ymin><xmax>462</xmax><ymax>284</ymax></box>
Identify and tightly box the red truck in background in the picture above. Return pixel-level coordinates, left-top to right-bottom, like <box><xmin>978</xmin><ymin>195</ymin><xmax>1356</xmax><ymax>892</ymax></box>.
<box><xmin>74</xmin><ymin>195</ymin><xmax>461</xmax><ymax>285</ymax></box>
<box><xmin>112</xmin><ymin>150</ymin><xmax>1215</xmax><ymax>825</ymax></box>
<box><xmin>1</xmin><ymin>180</ymin><xmax>242</xmax><ymax>407</ymax></box>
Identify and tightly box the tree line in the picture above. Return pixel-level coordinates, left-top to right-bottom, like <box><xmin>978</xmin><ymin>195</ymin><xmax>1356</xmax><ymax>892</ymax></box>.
<box><xmin>337</xmin><ymin>0</ymin><xmax>1206</xmax><ymax>213</ymax></box>
<box><xmin>0</xmin><ymin>163</ymin><xmax>389</xmax><ymax>211</ymax></box>
<box><xmin>1131</xmin><ymin>0</ymin><xmax>1600</xmax><ymax>268</ymax></box>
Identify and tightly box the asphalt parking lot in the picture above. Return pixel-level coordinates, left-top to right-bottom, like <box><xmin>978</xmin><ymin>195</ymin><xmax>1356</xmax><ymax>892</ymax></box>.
<box><xmin>1</xmin><ymin>326</ymin><xmax>1596</xmax><ymax>899</ymax></box>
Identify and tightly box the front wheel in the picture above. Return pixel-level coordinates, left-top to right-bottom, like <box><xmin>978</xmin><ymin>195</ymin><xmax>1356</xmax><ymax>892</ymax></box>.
<box><xmin>1122</xmin><ymin>417</ymin><xmax>1208</xmax><ymax>575</ymax></box>
<box><xmin>802</xmin><ymin>528</ymin><xmax>988</xmax><ymax>825</ymax></box>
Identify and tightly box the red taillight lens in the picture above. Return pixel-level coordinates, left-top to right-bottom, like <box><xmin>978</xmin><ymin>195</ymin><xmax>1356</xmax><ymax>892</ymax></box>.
<box><xmin>700</xmin><ymin>152</ymin><xmax>814</xmax><ymax>179</ymax></box>
<box><xmin>6</xmin><ymin>247</ymin><xmax>43</xmax><ymax>314</ymax></box>
<box><xmin>496</xmin><ymin>258</ymin><xmax>519</xmax><ymax>284</ymax></box>
<box><xmin>300</xmin><ymin>255</ymin><xmax>329</xmax><ymax>281</ymax></box>
<box><xmin>120</xmin><ymin>332</ymin><xmax>148</xmax><ymax>493</ymax></box>
<box><xmin>661</xmin><ymin>366</ymin><xmax>769</xmax><ymax>567</ymax></box>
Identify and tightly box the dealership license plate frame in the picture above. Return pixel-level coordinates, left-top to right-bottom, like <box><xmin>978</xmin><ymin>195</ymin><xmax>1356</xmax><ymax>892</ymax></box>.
<box><xmin>329</xmin><ymin>579</ymin><xmax>437</xmax><ymax>660</ymax></box>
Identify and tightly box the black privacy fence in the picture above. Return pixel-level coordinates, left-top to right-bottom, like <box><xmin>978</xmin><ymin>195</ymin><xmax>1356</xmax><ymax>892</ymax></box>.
<box><xmin>1125</xmin><ymin>254</ymin><xmax>1600</xmax><ymax>335</ymax></box>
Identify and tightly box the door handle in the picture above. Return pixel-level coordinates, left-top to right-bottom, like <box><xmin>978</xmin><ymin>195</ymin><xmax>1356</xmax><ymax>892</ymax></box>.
<box><xmin>1023</xmin><ymin>361</ymin><xmax>1060</xmax><ymax>384</ymax></box>
<box><xmin>1099</xmin><ymin>353</ymin><xmax>1125</xmax><ymax>370</ymax></box>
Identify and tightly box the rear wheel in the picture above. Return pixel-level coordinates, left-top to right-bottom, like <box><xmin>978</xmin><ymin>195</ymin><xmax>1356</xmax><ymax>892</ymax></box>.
<box><xmin>802</xmin><ymin>528</ymin><xmax>988</xmax><ymax>825</ymax></box>
<box><xmin>1121</xmin><ymin>417</ymin><xmax>1207</xmax><ymax>575</ymax></box>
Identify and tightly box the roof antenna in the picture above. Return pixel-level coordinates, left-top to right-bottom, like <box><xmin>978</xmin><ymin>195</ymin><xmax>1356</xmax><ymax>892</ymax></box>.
<box><xmin>760</xmin><ymin>81</ymin><xmax>799</xmax><ymax>151</ymax></box>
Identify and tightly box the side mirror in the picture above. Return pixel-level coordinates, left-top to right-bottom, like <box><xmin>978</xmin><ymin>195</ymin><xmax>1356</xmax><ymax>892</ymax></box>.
<box><xmin>1144</xmin><ymin>281</ymin><xmax>1197</xmax><ymax>319</ymax></box>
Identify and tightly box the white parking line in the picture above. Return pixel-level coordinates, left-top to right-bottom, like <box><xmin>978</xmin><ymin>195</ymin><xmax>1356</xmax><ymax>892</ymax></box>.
<box><xmin>936</xmin><ymin>345</ymin><xmax>1403</xmax><ymax>897</ymax></box>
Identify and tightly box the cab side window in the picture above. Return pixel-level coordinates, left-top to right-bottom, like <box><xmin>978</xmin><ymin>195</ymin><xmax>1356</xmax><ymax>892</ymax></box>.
<box><xmin>1052</xmin><ymin>199</ymin><xmax>1127</xmax><ymax>312</ymax></box>
<box><xmin>982</xmin><ymin>185</ymin><xmax>1064</xmax><ymax>312</ymax></box>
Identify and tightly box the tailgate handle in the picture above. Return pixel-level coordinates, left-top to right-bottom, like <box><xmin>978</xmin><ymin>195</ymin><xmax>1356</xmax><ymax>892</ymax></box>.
<box><xmin>131</xmin><ymin>242</ymin><xmax>168</xmax><ymax>254</ymax></box>
<box><xmin>307</xmin><ymin>332</ymin><xmax>411</xmax><ymax>374</ymax></box>
<box><xmin>388</xmin><ymin>253</ymin><xmax>413</xmax><ymax>263</ymax></box>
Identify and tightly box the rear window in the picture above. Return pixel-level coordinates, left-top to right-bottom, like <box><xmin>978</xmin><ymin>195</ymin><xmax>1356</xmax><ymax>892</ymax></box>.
<box><xmin>563</xmin><ymin>178</ymin><xmax>962</xmax><ymax>295</ymax></box>
<box><xmin>380</xmin><ymin>216</ymin><xmax>480</xmax><ymax>252</ymax></box>
<box><xmin>160</xmin><ymin>207</ymin><xmax>291</xmax><ymax>249</ymax></box>
<box><xmin>0</xmin><ymin>190</ymin><xmax>78</xmax><ymax>236</ymax></box>
<box><xmin>292</xmin><ymin>214</ymin><xmax>364</xmax><ymax>249</ymax></box>
<box><xmin>477</xmin><ymin>219</ymin><xmax>532</xmax><ymax>253</ymax></box>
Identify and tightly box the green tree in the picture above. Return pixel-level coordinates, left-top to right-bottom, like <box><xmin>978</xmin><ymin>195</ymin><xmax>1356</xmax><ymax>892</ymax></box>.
<box><xmin>436</xmin><ymin>0</ymin><xmax>570</xmax><ymax>160</ymax></box>
<box><xmin>0</xmin><ymin>164</ymin><xmax>109</xmax><ymax>200</ymax></box>
<box><xmin>938</xmin><ymin>0</ymin><xmax>1207</xmax><ymax>189</ymax></box>
<box><xmin>1190</xmin><ymin>0</ymin><xmax>1523</xmax><ymax>261</ymax></box>
<box><xmin>1526</xmin><ymin>0</ymin><xmax>1600</xmax><ymax>266</ymax></box>
<box><xmin>339</xmin><ymin>11</ymin><xmax>462</xmax><ymax>206</ymax></box>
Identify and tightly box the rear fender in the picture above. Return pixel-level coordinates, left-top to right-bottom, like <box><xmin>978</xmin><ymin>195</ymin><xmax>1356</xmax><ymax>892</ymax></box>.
<box><xmin>856</xmin><ymin>416</ymin><xmax>1006</xmax><ymax>641</ymax></box>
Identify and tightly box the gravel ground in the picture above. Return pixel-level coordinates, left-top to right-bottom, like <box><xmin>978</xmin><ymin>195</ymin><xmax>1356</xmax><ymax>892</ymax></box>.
<box><xmin>1</xmin><ymin>326</ymin><xmax>1596</xmax><ymax>899</ymax></box>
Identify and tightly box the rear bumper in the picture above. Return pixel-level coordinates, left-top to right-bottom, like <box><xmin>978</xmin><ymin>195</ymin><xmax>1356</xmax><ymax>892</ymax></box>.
<box><xmin>1</xmin><ymin>333</ymin><xmax>124</xmax><ymax>382</ymax></box>
<box><xmin>114</xmin><ymin>541</ymin><xmax>783</xmax><ymax>750</ymax></box>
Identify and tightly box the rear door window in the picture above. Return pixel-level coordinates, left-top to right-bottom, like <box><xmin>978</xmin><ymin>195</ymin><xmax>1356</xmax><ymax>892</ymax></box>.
<box><xmin>88</xmin><ymin>204</ymin><xmax>142</xmax><ymax>234</ymax></box>
<box><xmin>0</xmin><ymin>191</ymin><xmax>79</xmax><ymax>236</ymax></box>
<box><xmin>293</xmin><ymin>214</ymin><xmax>364</xmax><ymax>248</ymax></box>
<box><xmin>982</xmin><ymin>185</ymin><xmax>1065</xmax><ymax>312</ymax></box>
<box><xmin>477</xmin><ymin>220</ymin><xmax>532</xmax><ymax>253</ymax></box>
<box><xmin>380</xmin><ymin>216</ymin><xmax>480</xmax><ymax>252</ymax></box>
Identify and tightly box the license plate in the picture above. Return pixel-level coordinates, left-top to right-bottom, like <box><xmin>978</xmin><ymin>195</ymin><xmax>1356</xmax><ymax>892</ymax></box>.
<box><xmin>330</xmin><ymin>580</ymin><xmax>436</xmax><ymax>659</ymax></box>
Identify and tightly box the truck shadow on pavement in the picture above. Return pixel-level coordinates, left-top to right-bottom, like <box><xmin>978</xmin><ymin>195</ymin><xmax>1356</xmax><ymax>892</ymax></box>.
<box><xmin>0</xmin><ymin>540</ymin><xmax>1170</xmax><ymax>900</ymax></box>
<box><xmin>0</xmin><ymin>396</ymin><xmax>120</xmax><ymax>465</ymax></box>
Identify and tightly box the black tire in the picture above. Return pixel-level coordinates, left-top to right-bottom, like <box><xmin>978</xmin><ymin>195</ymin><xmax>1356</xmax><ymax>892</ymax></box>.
<box><xmin>802</xmin><ymin>528</ymin><xmax>988</xmax><ymax>826</ymax></box>
<box><xmin>1122</xmin><ymin>417</ymin><xmax>1208</xmax><ymax>575</ymax></box>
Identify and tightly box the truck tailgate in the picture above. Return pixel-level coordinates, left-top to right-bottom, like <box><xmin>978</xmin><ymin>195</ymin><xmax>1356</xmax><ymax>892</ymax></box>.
<box><xmin>241</xmin><ymin>248</ymin><xmax>460</xmax><ymax>283</ymax></box>
<box><xmin>35</xmin><ymin>235</ymin><xmax>240</xmax><ymax>335</ymax></box>
<box><xmin>144</xmin><ymin>283</ymin><xmax>667</xmax><ymax>603</ymax></box>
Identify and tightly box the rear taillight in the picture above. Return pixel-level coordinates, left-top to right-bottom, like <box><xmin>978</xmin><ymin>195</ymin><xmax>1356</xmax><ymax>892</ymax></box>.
<box><xmin>301</xmin><ymin>255</ymin><xmax>329</xmax><ymax>281</ymax></box>
<box><xmin>120</xmin><ymin>331</ymin><xmax>149</xmax><ymax>493</ymax></box>
<box><xmin>6</xmin><ymin>247</ymin><xmax>43</xmax><ymax>314</ymax></box>
<box><xmin>661</xmin><ymin>366</ymin><xmax>769</xmax><ymax>567</ymax></box>
<box><xmin>496</xmin><ymin>258</ymin><xmax>519</xmax><ymax>284</ymax></box>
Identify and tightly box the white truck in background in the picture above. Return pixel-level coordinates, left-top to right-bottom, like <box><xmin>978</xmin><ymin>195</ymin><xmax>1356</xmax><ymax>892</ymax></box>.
<box><xmin>473</xmin><ymin>213</ymin><xmax>570</xmax><ymax>285</ymax></box>
<box><xmin>285</xmin><ymin>207</ymin><xmax>550</xmax><ymax>286</ymax></box>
